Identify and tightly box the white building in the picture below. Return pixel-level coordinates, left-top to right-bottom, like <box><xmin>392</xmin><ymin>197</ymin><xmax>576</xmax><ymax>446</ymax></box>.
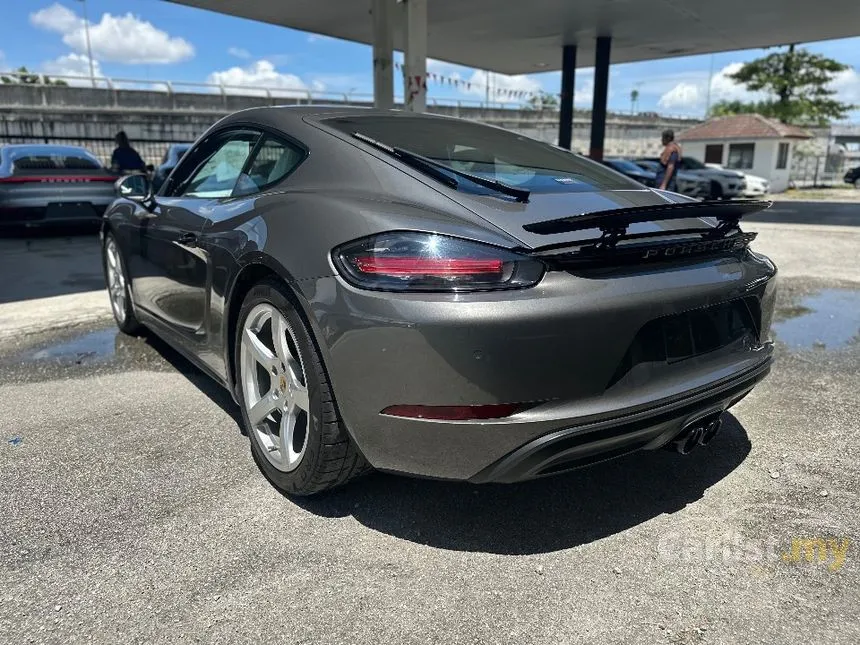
<box><xmin>678</xmin><ymin>114</ymin><xmax>812</xmax><ymax>193</ymax></box>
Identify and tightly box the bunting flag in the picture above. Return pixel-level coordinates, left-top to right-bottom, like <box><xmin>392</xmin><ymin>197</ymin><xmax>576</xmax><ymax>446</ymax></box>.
<box><xmin>378</xmin><ymin>62</ymin><xmax>560</xmax><ymax>102</ymax></box>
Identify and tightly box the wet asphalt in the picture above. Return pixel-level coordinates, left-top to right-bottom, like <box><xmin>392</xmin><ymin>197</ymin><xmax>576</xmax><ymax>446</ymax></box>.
<box><xmin>1</xmin><ymin>222</ymin><xmax>859</xmax><ymax>643</ymax></box>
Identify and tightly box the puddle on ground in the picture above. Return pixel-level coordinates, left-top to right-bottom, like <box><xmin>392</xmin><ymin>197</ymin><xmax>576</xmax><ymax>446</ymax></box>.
<box><xmin>773</xmin><ymin>289</ymin><xmax>860</xmax><ymax>350</ymax></box>
<box><xmin>21</xmin><ymin>328</ymin><xmax>135</xmax><ymax>364</ymax></box>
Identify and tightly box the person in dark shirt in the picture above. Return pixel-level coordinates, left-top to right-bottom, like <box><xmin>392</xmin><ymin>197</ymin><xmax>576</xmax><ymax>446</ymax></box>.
<box><xmin>656</xmin><ymin>129</ymin><xmax>682</xmax><ymax>192</ymax></box>
<box><xmin>111</xmin><ymin>131</ymin><xmax>146</xmax><ymax>174</ymax></box>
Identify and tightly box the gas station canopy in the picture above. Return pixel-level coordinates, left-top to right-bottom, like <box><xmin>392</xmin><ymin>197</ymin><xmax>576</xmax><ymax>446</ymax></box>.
<box><xmin>172</xmin><ymin>0</ymin><xmax>859</xmax><ymax>75</ymax></box>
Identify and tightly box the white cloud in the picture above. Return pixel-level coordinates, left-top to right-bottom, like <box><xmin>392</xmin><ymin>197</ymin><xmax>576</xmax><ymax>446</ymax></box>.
<box><xmin>831</xmin><ymin>67</ymin><xmax>860</xmax><ymax>106</ymax></box>
<box><xmin>41</xmin><ymin>53</ymin><xmax>103</xmax><ymax>85</ymax></box>
<box><xmin>657</xmin><ymin>82</ymin><xmax>701</xmax><ymax>110</ymax></box>
<box><xmin>307</xmin><ymin>34</ymin><xmax>333</xmax><ymax>44</ymax></box>
<box><xmin>30</xmin><ymin>3</ymin><xmax>194</xmax><ymax>64</ymax></box>
<box><xmin>207</xmin><ymin>60</ymin><xmax>310</xmax><ymax>97</ymax></box>
<box><xmin>31</xmin><ymin>4</ymin><xmax>78</xmax><ymax>32</ymax></box>
<box><xmin>657</xmin><ymin>63</ymin><xmax>764</xmax><ymax>113</ymax></box>
<box><xmin>227</xmin><ymin>47</ymin><xmax>251</xmax><ymax>60</ymax></box>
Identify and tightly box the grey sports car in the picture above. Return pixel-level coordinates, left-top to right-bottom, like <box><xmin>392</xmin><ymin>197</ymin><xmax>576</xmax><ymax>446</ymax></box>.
<box><xmin>0</xmin><ymin>144</ymin><xmax>117</xmax><ymax>228</ymax></box>
<box><xmin>103</xmin><ymin>106</ymin><xmax>776</xmax><ymax>496</ymax></box>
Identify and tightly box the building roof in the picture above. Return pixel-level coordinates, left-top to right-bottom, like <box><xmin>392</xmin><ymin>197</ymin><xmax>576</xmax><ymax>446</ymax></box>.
<box><xmin>677</xmin><ymin>115</ymin><xmax>813</xmax><ymax>141</ymax></box>
<box><xmin>169</xmin><ymin>0</ymin><xmax>860</xmax><ymax>75</ymax></box>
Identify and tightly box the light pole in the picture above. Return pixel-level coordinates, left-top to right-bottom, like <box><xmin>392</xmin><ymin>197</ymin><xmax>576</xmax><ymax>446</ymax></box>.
<box><xmin>703</xmin><ymin>54</ymin><xmax>715</xmax><ymax>118</ymax></box>
<box><xmin>77</xmin><ymin>0</ymin><xmax>97</xmax><ymax>87</ymax></box>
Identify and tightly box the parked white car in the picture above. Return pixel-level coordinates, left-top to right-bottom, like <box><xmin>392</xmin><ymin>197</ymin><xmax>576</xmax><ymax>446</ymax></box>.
<box><xmin>706</xmin><ymin>163</ymin><xmax>769</xmax><ymax>197</ymax></box>
<box><xmin>636</xmin><ymin>156</ymin><xmax>746</xmax><ymax>199</ymax></box>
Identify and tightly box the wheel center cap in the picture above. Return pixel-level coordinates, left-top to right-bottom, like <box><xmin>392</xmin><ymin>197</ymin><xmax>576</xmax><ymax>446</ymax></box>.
<box><xmin>279</xmin><ymin>374</ymin><xmax>288</xmax><ymax>393</ymax></box>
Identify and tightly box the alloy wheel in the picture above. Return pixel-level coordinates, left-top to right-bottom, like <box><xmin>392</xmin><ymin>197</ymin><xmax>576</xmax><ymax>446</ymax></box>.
<box><xmin>105</xmin><ymin>237</ymin><xmax>127</xmax><ymax>324</ymax></box>
<box><xmin>240</xmin><ymin>303</ymin><xmax>310</xmax><ymax>472</ymax></box>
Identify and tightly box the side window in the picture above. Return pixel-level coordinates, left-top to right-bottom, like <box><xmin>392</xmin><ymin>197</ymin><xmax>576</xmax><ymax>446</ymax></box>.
<box><xmin>169</xmin><ymin>130</ymin><xmax>259</xmax><ymax>198</ymax></box>
<box><xmin>232</xmin><ymin>136</ymin><xmax>305</xmax><ymax>197</ymax></box>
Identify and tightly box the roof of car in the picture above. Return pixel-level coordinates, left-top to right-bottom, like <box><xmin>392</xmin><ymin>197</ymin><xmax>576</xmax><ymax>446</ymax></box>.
<box><xmin>1</xmin><ymin>143</ymin><xmax>97</xmax><ymax>154</ymax></box>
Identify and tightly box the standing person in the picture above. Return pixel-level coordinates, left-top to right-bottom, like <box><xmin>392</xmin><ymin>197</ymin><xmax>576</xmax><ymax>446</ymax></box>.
<box><xmin>111</xmin><ymin>131</ymin><xmax>146</xmax><ymax>174</ymax></box>
<box><xmin>657</xmin><ymin>129</ymin><xmax>682</xmax><ymax>192</ymax></box>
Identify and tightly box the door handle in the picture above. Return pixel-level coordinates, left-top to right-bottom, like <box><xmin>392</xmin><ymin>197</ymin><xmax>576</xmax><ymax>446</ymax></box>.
<box><xmin>177</xmin><ymin>231</ymin><xmax>198</xmax><ymax>247</ymax></box>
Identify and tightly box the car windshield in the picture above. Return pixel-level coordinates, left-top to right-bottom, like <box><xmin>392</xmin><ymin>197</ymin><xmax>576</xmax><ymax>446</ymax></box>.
<box><xmin>683</xmin><ymin>157</ymin><xmax>706</xmax><ymax>170</ymax></box>
<box><xmin>324</xmin><ymin>115</ymin><xmax>635</xmax><ymax>194</ymax></box>
<box><xmin>608</xmin><ymin>159</ymin><xmax>646</xmax><ymax>173</ymax></box>
<box><xmin>636</xmin><ymin>160</ymin><xmax>660</xmax><ymax>171</ymax></box>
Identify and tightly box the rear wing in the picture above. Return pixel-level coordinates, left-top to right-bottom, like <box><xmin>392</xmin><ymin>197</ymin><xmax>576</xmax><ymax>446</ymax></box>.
<box><xmin>525</xmin><ymin>199</ymin><xmax>771</xmax><ymax>266</ymax></box>
<box><xmin>524</xmin><ymin>199</ymin><xmax>771</xmax><ymax>236</ymax></box>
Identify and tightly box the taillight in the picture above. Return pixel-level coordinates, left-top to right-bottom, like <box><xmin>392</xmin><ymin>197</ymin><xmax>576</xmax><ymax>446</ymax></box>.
<box><xmin>333</xmin><ymin>232</ymin><xmax>545</xmax><ymax>292</ymax></box>
<box><xmin>0</xmin><ymin>175</ymin><xmax>115</xmax><ymax>183</ymax></box>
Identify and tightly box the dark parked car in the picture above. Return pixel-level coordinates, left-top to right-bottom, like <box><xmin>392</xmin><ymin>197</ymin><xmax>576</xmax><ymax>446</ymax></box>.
<box><xmin>0</xmin><ymin>144</ymin><xmax>117</xmax><ymax>228</ymax></box>
<box><xmin>152</xmin><ymin>143</ymin><xmax>192</xmax><ymax>192</ymax></box>
<box><xmin>103</xmin><ymin>106</ymin><xmax>776</xmax><ymax>496</ymax></box>
<box><xmin>844</xmin><ymin>166</ymin><xmax>860</xmax><ymax>188</ymax></box>
<box><xmin>601</xmin><ymin>158</ymin><xmax>657</xmax><ymax>187</ymax></box>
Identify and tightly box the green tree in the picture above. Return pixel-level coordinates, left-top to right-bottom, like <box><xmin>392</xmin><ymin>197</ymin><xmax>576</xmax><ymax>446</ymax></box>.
<box><xmin>630</xmin><ymin>89</ymin><xmax>639</xmax><ymax>114</ymax></box>
<box><xmin>720</xmin><ymin>45</ymin><xmax>852</xmax><ymax>125</ymax></box>
<box><xmin>1</xmin><ymin>66</ymin><xmax>67</xmax><ymax>86</ymax></box>
<box><xmin>526</xmin><ymin>90</ymin><xmax>559</xmax><ymax>110</ymax></box>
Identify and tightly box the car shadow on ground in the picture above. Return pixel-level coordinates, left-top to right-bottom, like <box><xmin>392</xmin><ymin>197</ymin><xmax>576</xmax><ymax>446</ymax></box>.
<box><xmin>293</xmin><ymin>414</ymin><xmax>751</xmax><ymax>555</ymax></box>
<box><xmin>139</xmin><ymin>326</ymin><xmax>752</xmax><ymax>555</ymax></box>
<box><xmin>141</xmin><ymin>330</ymin><xmax>245</xmax><ymax>429</ymax></box>
<box><xmin>0</xmin><ymin>224</ymin><xmax>104</xmax><ymax>304</ymax></box>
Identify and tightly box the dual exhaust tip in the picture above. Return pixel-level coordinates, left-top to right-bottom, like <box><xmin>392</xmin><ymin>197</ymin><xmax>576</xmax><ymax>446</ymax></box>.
<box><xmin>670</xmin><ymin>412</ymin><xmax>724</xmax><ymax>455</ymax></box>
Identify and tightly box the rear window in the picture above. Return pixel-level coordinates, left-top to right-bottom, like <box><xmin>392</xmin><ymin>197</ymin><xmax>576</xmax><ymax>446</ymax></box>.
<box><xmin>324</xmin><ymin>115</ymin><xmax>636</xmax><ymax>194</ymax></box>
<box><xmin>8</xmin><ymin>149</ymin><xmax>102</xmax><ymax>172</ymax></box>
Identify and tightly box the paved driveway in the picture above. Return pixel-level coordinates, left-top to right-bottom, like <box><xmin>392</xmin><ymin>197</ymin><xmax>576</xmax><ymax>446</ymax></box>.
<box><xmin>1</xmin><ymin>216</ymin><xmax>858</xmax><ymax>644</ymax></box>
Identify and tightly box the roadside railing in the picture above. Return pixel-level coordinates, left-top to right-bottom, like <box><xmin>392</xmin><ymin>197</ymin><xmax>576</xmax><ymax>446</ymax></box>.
<box><xmin>0</xmin><ymin>69</ymin><xmax>706</xmax><ymax>120</ymax></box>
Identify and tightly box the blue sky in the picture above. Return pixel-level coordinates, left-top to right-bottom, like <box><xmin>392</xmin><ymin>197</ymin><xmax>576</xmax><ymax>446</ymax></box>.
<box><xmin>1</xmin><ymin>0</ymin><xmax>859</xmax><ymax>119</ymax></box>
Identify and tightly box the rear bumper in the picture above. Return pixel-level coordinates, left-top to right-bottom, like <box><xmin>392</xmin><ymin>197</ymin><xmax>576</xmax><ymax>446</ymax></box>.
<box><xmin>297</xmin><ymin>249</ymin><xmax>778</xmax><ymax>481</ymax></box>
<box><xmin>0</xmin><ymin>194</ymin><xmax>113</xmax><ymax>226</ymax></box>
<box><xmin>470</xmin><ymin>352</ymin><xmax>771</xmax><ymax>483</ymax></box>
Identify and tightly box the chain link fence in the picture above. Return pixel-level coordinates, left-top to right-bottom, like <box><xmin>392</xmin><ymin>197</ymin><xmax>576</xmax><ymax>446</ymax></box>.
<box><xmin>790</xmin><ymin>154</ymin><xmax>852</xmax><ymax>188</ymax></box>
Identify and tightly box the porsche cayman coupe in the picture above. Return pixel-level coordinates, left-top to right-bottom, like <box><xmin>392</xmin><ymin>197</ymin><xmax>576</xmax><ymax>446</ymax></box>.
<box><xmin>102</xmin><ymin>106</ymin><xmax>776</xmax><ymax>496</ymax></box>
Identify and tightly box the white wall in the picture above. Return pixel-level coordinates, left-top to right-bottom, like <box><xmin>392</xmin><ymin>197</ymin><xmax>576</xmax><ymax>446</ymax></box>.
<box><xmin>679</xmin><ymin>138</ymin><xmax>796</xmax><ymax>192</ymax></box>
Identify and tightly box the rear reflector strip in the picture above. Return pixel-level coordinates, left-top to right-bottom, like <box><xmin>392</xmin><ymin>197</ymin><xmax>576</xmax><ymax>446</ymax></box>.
<box><xmin>381</xmin><ymin>403</ymin><xmax>524</xmax><ymax>420</ymax></box>
<box><xmin>0</xmin><ymin>175</ymin><xmax>116</xmax><ymax>183</ymax></box>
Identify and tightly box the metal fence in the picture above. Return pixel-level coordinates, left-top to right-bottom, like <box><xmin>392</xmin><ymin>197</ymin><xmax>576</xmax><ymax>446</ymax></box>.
<box><xmin>790</xmin><ymin>155</ymin><xmax>850</xmax><ymax>188</ymax></box>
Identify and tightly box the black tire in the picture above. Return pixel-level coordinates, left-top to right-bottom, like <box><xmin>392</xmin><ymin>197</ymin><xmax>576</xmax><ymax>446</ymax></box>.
<box><xmin>235</xmin><ymin>279</ymin><xmax>370</xmax><ymax>496</ymax></box>
<box><xmin>102</xmin><ymin>232</ymin><xmax>142</xmax><ymax>335</ymax></box>
<box><xmin>710</xmin><ymin>180</ymin><xmax>724</xmax><ymax>200</ymax></box>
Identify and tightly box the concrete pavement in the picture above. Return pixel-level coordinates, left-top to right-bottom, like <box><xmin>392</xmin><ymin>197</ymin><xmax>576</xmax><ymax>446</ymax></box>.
<box><xmin>0</xmin><ymin>208</ymin><xmax>859</xmax><ymax>644</ymax></box>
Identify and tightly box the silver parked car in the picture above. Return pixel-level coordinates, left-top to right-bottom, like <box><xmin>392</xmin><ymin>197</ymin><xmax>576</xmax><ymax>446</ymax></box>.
<box><xmin>103</xmin><ymin>106</ymin><xmax>777</xmax><ymax>496</ymax></box>
<box><xmin>0</xmin><ymin>144</ymin><xmax>117</xmax><ymax>228</ymax></box>
<box><xmin>634</xmin><ymin>159</ymin><xmax>710</xmax><ymax>199</ymax></box>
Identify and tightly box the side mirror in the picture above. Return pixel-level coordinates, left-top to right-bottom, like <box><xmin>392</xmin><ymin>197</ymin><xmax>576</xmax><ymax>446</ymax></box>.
<box><xmin>116</xmin><ymin>174</ymin><xmax>154</xmax><ymax>206</ymax></box>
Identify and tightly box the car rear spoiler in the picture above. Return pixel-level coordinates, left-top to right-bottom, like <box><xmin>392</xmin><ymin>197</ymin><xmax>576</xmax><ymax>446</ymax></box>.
<box><xmin>524</xmin><ymin>199</ymin><xmax>771</xmax><ymax>236</ymax></box>
<box><xmin>524</xmin><ymin>199</ymin><xmax>771</xmax><ymax>266</ymax></box>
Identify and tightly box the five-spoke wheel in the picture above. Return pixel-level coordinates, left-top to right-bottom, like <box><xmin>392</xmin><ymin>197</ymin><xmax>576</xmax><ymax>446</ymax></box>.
<box><xmin>235</xmin><ymin>280</ymin><xmax>370</xmax><ymax>495</ymax></box>
<box><xmin>240</xmin><ymin>303</ymin><xmax>310</xmax><ymax>472</ymax></box>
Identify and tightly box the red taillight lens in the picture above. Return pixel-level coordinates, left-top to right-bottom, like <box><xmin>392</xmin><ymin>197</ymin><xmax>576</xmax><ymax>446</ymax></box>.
<box><xmin>381</xmin><ymin>403</ymin><xmax>525</xmax><ymax>420</ymax></box>
<box><xmin>333</xmin><ymin>232</ymin><xmax>544</xmax><ymax>292</ymax></box>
